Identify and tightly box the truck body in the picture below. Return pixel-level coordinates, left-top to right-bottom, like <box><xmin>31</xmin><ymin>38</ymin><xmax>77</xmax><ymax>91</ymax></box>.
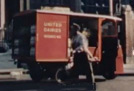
<box><xmin>12</xmin><ymin>10</ymin><xmax>123</xmax><ymax>81</ymax></box>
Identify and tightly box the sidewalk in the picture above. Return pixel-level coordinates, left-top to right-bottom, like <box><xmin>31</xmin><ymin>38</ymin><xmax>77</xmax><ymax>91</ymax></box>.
<box><xmin>124</xmin><ymin>64</ymin><xmax>134</xmax><ymax>74</ymax></box>
<box><xmin>0</xmin><ymin>49</ymin><xmax>17</xmax><ymax>69</ymax></box>
<box><xmin>0</xmin><ymin>68</ymin><xmax>29</xmax><ymax>81</ymax></box>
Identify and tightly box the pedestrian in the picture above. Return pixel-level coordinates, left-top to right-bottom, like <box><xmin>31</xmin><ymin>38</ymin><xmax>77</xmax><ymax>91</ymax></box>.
<box><xmin>70</xmin><ymin>23</ymin><xmax>98</xmax><ymax>83</ymax></box>
<box><xmin>56</xmin><ymin>23</ymin><xmax>98</xmax><ymax>84</ymax></box>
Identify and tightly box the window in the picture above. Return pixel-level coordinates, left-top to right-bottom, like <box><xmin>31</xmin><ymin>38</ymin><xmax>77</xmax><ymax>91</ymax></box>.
<box><xmin>70</xmin><ymin>17</ymin><xmax>98</xmax><ymax>47</ymax></box>
<box><xmin>102</xmin><ymin>20</ymin><xmax>116</xmax><ymax>36</ymax></box>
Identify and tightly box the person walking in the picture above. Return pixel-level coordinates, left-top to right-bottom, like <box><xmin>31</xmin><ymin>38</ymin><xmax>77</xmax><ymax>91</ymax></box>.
<box><xmin>56</xmin><ymin>23</ymin><xmax>98</xmax><ymax>85</ymax></box>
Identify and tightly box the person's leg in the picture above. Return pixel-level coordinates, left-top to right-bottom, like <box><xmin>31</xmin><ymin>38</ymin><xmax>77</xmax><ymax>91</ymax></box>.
<box><xmin>80</xmin><ymin>53</ymin><xmax>95</xmax><ymax>83</ymax></box>
<box><xmin>87</xmin><ymin>62</ymin><xmax>95</xmax><ymax>83</ymax></box>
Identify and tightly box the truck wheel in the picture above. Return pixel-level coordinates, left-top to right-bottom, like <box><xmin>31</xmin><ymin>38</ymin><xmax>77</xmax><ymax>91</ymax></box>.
<box><xmin>55</xmin><ymin>68</ymin><xmax>70</xmax><ymax>84</ymax></box>
<box><xmin>17</xmin><ymin>61</ymin><xmax>22</xmax><ymax>68</ymax></box>
<box><xmin>28</xmin><ymin>62</ymin><xmax>44</xmax><ymax>82</ymax></box>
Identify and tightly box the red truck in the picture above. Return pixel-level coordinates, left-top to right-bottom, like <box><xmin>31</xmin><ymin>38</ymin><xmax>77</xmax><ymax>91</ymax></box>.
<box><xmin>12</xmin><ymin>10</ymin><xmax>123</xmax><ymax>82</ymax></box>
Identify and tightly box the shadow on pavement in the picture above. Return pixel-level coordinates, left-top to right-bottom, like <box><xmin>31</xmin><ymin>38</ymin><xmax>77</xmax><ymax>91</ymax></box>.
<box><xmin>117</xmin><ymin>74</ymin><xmax>134</xmax><ymax>76</ymax></box>
<box><xmin>95</xmin><ymin>78</ymin><xmax>106</xmax><ymax>82</ymax></box>
<box><xmin>0</xmin><ymin>80</ymin><xmax>96</xmax><ymax>91</ymax></box>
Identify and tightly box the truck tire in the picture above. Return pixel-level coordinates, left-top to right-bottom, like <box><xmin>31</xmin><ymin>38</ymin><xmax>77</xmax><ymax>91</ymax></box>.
<box><xmin>28</xmin><ymin>62</ymin><xmax>44</xmax><ymax>82</ymax></box>
<box><xmin>55</xmin><ymin>68</ymin><xmax>70</xmax><ymax>84</ymax></box>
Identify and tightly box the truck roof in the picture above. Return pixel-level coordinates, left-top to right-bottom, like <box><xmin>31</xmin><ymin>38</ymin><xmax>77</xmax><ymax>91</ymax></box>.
<box><xmin>15</xmin><ymin>10</ymin><xmax>122</xmax><ymax>21</ymax></box>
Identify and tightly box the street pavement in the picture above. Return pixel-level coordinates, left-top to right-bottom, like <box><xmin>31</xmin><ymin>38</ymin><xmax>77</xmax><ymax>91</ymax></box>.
<box><xmin>1</xmin><ymin>49</ymin><xmax>134</xmax><ymax>91</ymax></box>
<box><xmin>0</xmin><ymin>74</ymin><xmax>134</xmax><ymax>91</ymax></box>
<box><xmin>96</xmin><ymin>75</ymin><xmax>134</xmax><ymax>91</ymax></box>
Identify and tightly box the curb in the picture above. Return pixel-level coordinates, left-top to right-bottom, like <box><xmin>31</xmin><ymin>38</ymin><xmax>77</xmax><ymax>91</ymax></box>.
<box><xmin>0</xmin><ymin>68</ymin><xmax>28</xmax><ymax>75</ymax></box>
<box><xmin>124</xmin><ymin>64</ymin><xmax>134</xmax><ymax>74</ymax></box>
<box><xmin>0</xmin><ymin>68</ymin><xmax>29</xmax><ymax>80</ymax></box>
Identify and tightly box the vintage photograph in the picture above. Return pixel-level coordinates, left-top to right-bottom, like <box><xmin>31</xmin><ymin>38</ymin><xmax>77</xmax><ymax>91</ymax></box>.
<box><xmin>0</xmin><ymin>0</ymin><xmax>134</xmax><ymax>91</ymax></box>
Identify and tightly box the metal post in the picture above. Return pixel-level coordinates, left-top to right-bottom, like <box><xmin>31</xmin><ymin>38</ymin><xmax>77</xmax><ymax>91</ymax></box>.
<box><xmin>26</xmin><ymin>0</ymin><xmax>30</xmax><ymax>10</ymax></box>
<box><xmin>20</xmin><ymin>0</ymin><xmax>24</xmax><ymax>11</ymax></box>
<box><xmin>109</xmin><ymin>0</ymin><xmax>113</xmax><ymax>16</ymax></box>
<box><xmin>0</xmin><ymin>0</ymin><xmax>5</xmax><ymax>41</ymax></box>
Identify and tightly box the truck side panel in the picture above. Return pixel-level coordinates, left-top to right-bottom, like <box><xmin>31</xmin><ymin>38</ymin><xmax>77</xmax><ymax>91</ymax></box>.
<box><xmin>36</xmin><ymin>13</ymin><xmax>69</xmax><ymax>62</ymax></box>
